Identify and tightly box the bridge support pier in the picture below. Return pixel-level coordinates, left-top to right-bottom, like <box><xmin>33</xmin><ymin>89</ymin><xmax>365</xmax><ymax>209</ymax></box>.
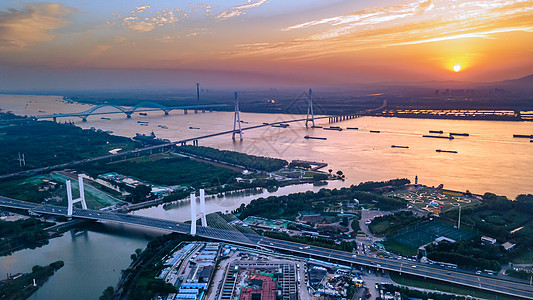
<box><xmin>184</xmin><ymin>109</ymin><xmax>188</xmax><ymax>115</ymax></box>
<box><xmin>190</xmin><ymin>193</ymin><xmax>197</xmax><ymax>236</ymax></box>
<box><xmin>126</xmin><ymin>113</ymin><xmax>132</xmax><ymax>119</ymax></box>
<box><xmin>66</xmin><ymin>175</ymin><xmax>87</xmax><ymax>219</ymax></box>
<box><xmin>82</xmin><ymin>117</ymin><xmax>87</xmax><ymax>122</ymax></box>
<box><xmin>199</xmin><ymin>189</ymin><xmax>207</xmax><ymax>227</ymax></box>
<box><xmin>164</xmin><ymin>111</ymin><xmax>169</xmax><ymax>116</ymax></box>
<box><xmin>53</xmin><ymin>117</ymin><xmax>57</xmax><ymax>122</ymax></box>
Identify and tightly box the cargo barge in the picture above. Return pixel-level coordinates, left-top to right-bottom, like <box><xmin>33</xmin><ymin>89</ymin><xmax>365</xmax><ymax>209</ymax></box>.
<box><xmin>429</xmin><ymin>130</ymin><xmax>443</xmax><ymax>134</ymax></box>
<box><xmin>436</xmin><ymin>149</ymin><xmax>457</xmax><ymax>153</ymax></box>
<box><xmin>423</xmin><ymin>135</ymin><xmax>454</xmax><ymax>140</ymax></box>
<box><xmin>450</xmin><ymin>132</ymin><xmax>469</xmax><ymax>136</ymax></box>
<box><xmin>324</xmin><ymin>127</ymin><xmax>342</xmax><ymax>131</ymax></box>
<box><xmin>513</xmin><ymin>134</ymin><xmax>533</xmax><ymax>139</ymax></box>
<box><xmin>304</xmin><ymin>136</ymin><xmax>327</xmax><ymax>140</ymax></box>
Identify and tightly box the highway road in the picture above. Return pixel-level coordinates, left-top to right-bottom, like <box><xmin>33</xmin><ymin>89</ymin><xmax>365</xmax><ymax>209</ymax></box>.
<box><xmin>1</xmin><ymin>196</ymin><xmax>533</xmax><ymax>299</ymax></box>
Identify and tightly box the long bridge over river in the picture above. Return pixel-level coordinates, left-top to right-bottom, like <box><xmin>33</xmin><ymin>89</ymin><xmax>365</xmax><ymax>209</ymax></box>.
<box><xmin>33</xmin><ymin>102</ymin><xmax>228</xmax><ymax>122</ymax></box>
<box><xmin>1</xmin><ymin>196</ymin><xmax>533</xmax><ymax>299</ymax></box>
<box><xmin>1</xmin><ymin>91</ymin><xmax>369</xmax><ymax>179</ymax></box>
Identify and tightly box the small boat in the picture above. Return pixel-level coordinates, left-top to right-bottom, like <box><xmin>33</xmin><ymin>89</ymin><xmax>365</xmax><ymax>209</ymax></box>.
<box><xmin>429</xmin><ymin>130</ymin><xmax>443</xmax><ymax>134</ymax></box>
<box><xmin>240</xmin><ymin>120</ymin><xmax>249</xmax><ymax>124</ymax></box>
<box><xmin>391</xmin><ymin>145</ymin><xmax>409</xmax><ymax>148</ymax></box>
<box><xmin>101</xmin><ymin>117</ymin><xmax>111</xmax><ymax>120</ymax></box>
<box><xmin>137</xmin><ymin>121</ymin><xmax>149</xmax><ymax>124</ymax></box>
<box><xmin>436</xmin><ymin>149</ymin><xmax>457</xmax><ymax>153</ymax></box>
<box><xmin>140</xmin><ymin>123</ymin><xmax>148</xmax><ymax>126</ymax></box>
<box><xmin>311</xmin><ymin>125</ymin><xmax>323</xmax><ymax>128</ymax></box>
<box><xmin>304</xmin><ymin>135</ymin><xmax>327</xmax><ymax>140</ymax></box>
<box><xmin>423</xmin><ymin>135</ymin><xmax>454</xmax><ymax>140</ymax></box>
<box><xmin>370</xmin><ymin>130</ymin><xmax>380</xmax><ymax>133</ymax></box>
<box><xmin>158</xmin><ymin>125</ymin><xmax>168</xmax><ymax>129</ymax></box>
<box><xmin>189</xmin><ymin>126</ymin><xmax>200</xmax><ymax>129</ymax></box>
<box><xmin>271</xmin><ymin>123</ymin><xmax>289</xmax><ymax>128</ymax></box>
<box><xmin>139</xmin><ymin>113</ymin><xmax>147</xmax><ymax>116</ymax></box>
<box><xmin>449</xmin><ymin>132</ymin><xmax>469</xmax><ymax>136</ymax></box>
<box><xmin>347</xmin><ymin>127</ymin><xmax>359</xmax><ymax>130</ymax></box>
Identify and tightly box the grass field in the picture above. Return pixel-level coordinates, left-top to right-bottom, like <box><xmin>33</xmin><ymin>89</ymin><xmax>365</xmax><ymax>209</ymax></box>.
<box><xmin>388</xmin><ymin>220</ymin><xmax>475</xmax><ymax>253</ymax></box>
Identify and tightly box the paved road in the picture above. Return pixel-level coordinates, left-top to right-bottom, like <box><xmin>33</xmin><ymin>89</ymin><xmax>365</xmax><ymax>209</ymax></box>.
<box><xmin>1</xmin><ymin>196</ymin><xmax>533</xmax><ymax>299</ymax></box>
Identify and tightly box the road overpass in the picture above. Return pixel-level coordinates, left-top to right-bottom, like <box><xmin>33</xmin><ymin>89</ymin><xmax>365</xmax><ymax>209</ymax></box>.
<box><xmin>1</xmin><ymin>196</ymin><xmax>533</xmax><ymax>299</ymax></box>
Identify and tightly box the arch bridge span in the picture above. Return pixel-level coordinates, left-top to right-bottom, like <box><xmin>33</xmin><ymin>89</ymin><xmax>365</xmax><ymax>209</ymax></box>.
<box><xmin>34</xmin><ymin>101</ymin><xmax>227</xmax><ymax>121</ymax></box>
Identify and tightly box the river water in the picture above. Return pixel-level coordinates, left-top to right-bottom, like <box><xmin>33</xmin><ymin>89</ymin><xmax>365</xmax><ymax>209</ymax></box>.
<box><xmin>1</xmin><ymin>94</ymin><xmax>533</xmax><ymax>298</ymax></box>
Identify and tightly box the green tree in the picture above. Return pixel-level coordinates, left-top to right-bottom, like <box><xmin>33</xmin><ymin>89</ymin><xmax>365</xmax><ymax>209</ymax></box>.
<box><xmin>100</xmin><ymin>286</ymin><xmax>115</xmax><ymax>300</ymax></box>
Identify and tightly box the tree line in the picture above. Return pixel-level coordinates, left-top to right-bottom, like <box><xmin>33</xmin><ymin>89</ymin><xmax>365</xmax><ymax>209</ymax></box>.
<box><xmin>176</xmin><ymin>145</ymin><xmax>287</xmax><ymax>172</ymax></box>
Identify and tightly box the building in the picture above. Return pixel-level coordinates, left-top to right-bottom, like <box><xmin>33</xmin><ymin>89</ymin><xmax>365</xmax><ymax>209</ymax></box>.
<box><xmin>481</xmin><ymin>236</ymin><xmax>497</xmax><ymax>245</ymax></box>
<box><xmin>502</xmin><ymin>242</ymin><xmax>516</xmax><ymax>251</ymax></box>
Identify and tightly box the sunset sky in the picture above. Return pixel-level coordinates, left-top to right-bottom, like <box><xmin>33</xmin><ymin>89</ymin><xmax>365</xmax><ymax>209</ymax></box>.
<box><xmin>1</xmin><ymin>0</ymin><xmax>532</xmax><ymax>89</ymax></box>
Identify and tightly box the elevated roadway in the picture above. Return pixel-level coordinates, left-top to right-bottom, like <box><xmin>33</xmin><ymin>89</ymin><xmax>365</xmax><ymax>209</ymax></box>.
<box><xmin>1</xmin><ymin>196</ymin><xmax>532</xmax><ymax>299</ymax></box>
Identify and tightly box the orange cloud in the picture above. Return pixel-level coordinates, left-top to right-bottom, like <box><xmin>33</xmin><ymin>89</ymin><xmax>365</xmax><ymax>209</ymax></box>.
<box><xmin>0</xmin><ymin>2</ymin><xmax>77</xmax><ymax>49</ymax></box>
<box><xmin>229</xmin><ymin>0</ymin><xmax>533</xmax><ymax>60</ymax></box>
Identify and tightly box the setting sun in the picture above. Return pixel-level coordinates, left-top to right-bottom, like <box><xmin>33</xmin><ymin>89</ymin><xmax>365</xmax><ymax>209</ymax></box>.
<box><xmin>453</xmin><ymin>65</ymin><xmax>462</xmax><ymax>72</ymax></box>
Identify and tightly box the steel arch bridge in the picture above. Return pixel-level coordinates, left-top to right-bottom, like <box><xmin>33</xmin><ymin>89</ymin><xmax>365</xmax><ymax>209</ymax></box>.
<box><xmin>34</xmin><ymin>101</ymin><xmax>227</xmax><ymax>121</ymax></box>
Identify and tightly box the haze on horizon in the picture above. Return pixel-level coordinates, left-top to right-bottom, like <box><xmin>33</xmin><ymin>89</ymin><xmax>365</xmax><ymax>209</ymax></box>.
<box><xmin>0</xmin><ymin>0</ymin><xmax>532</xmax><ymax>90</ymax></box>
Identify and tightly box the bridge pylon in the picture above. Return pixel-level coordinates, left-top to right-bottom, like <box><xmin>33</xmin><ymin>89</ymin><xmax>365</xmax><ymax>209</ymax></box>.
<box><xmin>306</xmin><ymin>88</ymin><xmax>315</xmax><ymax>128</ymax></box>
<box><xmin>66</xmin><ymin>175</ymin><xmax>87</xmax><ymax>218</ymax></box>
<box><xmin>232</xmin><ymin>92</ymin><xmax>243</xmax><ymax>141</ymax></box>
<box><xmin>189</xmin><ymin>189</ymin><xmax>207</xmax><ymax>236</ymax></box>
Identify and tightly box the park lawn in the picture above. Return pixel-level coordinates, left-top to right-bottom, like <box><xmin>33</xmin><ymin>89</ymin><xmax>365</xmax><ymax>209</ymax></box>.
<box><xmin>389</xmin><ymin>273</ymin><xmax>520</xmax><ymax>300</ymax></box>
<box><xmin>83</xmin><ymin>155</ymin><xmax>239</xmax><ymax>188</ymax></box>
<box><xmin>511</xmin><ymin>247</ymin><xmax>533</xmax><ymax>264</ymax></box>
<box><xmin>369</xmin><ymin>220</ymin><xmax>391</xmax><ymax>237</ymax></box>
<box><xmin>383</xmin><ymin>240</ymin><xmax>418</xmax><ymax>257</ymax></box>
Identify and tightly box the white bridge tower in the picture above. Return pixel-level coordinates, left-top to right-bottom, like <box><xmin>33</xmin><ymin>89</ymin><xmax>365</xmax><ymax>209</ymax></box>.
<box><xmin>232</xmin><ymin>92</ymin><xmax>243</xmax><ymax>141</ymax></box>
<box><xmin>66</xmin><ymin>175</ymin><xmax>88</xmax><ymax>218</ymax></box>
<box><xmin>306</xmin><ymin>88</ymin><xmax>315</xmax><ymax>127</ymax></box>
<box><xmin>190</xmin><ymin>189</ymin><xmax>207</xmax><ymax>236</ymax></box>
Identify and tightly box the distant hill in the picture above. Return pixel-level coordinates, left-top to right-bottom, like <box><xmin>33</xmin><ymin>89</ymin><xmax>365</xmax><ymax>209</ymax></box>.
<box><xmin>492</xmin><ymin>74</ymin><xmax>533</xmax><ymax>90</ymax></box>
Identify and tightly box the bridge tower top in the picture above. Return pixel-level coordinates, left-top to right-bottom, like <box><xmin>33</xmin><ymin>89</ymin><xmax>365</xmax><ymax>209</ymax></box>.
<box><xmin>232</xmin><ymin>92</ymin><xmax>243</xmax><ymax>141</ymax></box>
<box><xmin>67</xmin><ymin>175</ymin><xmax>87</xmax><ymax>218</ymax></box>
<box><xmin>190</xmin><ymin>189</ymin><xmax>207</xmax><ymax>236</ymax></box>
<box><xmin>306</xmin><ymin>88</ymin><xmax>315</xmax><ymax>128</ymax></box>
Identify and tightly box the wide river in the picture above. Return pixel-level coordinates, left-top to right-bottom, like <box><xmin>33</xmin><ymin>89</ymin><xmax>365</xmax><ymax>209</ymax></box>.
<box><xmin>1</xmin><ymin>94</ymin><xmax>532</xmax><ymax>298</ymax></box>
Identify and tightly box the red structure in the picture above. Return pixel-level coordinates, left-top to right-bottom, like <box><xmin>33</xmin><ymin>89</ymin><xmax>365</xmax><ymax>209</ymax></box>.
<box><xmin>239</xmin><ymin>274</ymin><xmax>276</xmax><ymax>300</ymax></box>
